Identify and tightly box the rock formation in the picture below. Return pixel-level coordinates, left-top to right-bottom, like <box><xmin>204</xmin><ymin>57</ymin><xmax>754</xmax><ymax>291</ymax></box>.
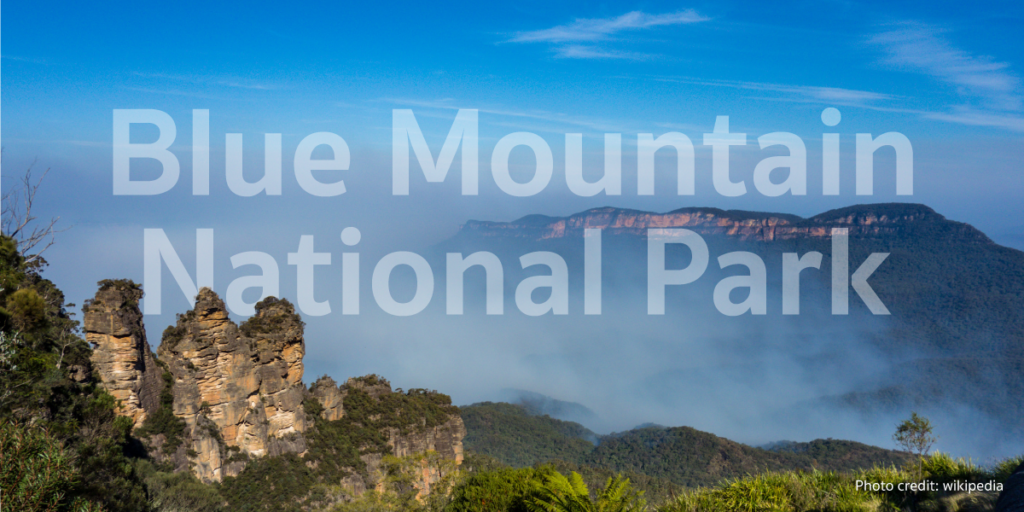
<box><xmin>997</xmin><ymin>461</ymin><xmax>1024</xmax><ymax>512</ymax></box>
<box><xmin>83</xmin><ymin>280</ymin><xmax>164</xmax><ymax>428</ymax></box>
<box><xmin>156</xmin><ymin>290</ymin><xmax>308</xmax><ymax>482</ymax></box>
<box><xmin>86</xmin><ymin>281</ymin><xmax>466</xmax><ymax>493</ymax></box>
<box><xmin>309</xmin><ymin>376</ymin><xmax>346</xmax><ymax>421</ymax></box>
<box><xmin>311</xmin><ymin>375</ymin><xmax>466</xmax><ymax>498</ymax></box>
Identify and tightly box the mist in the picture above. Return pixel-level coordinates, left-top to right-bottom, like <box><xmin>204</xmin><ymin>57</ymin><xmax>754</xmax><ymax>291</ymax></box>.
<box><xmin>22</xmin><ymin>126</ymin><xmax>1024</xmax><ymax>464</ymax></box>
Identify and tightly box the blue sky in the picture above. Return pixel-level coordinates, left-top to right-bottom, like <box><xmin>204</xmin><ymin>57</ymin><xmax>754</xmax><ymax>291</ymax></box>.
<box><xmin>2</xmin><ymin>1</ymin><xmax>1024</xmax><ymax>447</ymax></box>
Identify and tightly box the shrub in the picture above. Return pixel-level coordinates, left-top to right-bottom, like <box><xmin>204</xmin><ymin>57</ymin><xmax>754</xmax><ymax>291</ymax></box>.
<box><xmin>920</xmin><ymin>452</ymin><xmax>985</xmax><ymax>483</ymax></box>
<box><xmin>0</xmin><ymin>420</ymin><xmax>106</xmax><ymax>512</ymax></box>
<box><xmin>663</xmin><ymin>471</ymin><xmax>878</xmax><ymax>512</ymax></box>
<box><xmin>991</xmin><ymin>455</ymin><xmax>1024</xmax><ymax>483</ymax></box>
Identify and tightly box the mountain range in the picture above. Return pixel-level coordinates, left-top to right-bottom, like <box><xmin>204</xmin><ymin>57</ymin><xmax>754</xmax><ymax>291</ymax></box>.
<box><xmin>434</xmin><ymin>203</ymin><xmax>1024</xmax><ymax>457</ymax></box>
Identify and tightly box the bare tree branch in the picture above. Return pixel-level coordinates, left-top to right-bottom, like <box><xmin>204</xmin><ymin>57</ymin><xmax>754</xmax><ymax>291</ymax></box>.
<box><xmin>2</xmin><ymin>162</ymin><xmax>68</xmax><ymax>264</ymax></box>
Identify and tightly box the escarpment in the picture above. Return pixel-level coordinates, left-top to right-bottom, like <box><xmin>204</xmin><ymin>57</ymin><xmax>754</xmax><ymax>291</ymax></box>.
<box><xmin>458</xmin><ymin>203</ymin><xmax>991</xmax><ymax>243</ymax></box>
<box><xmin>87</xmin><ymin>285</ymin><xmax>465</xmax><ymax>492</ymax></box>
<box><xmin>83</xmin><ymin>280</ymin><xmax>164</xmax><ymax>428</ymax></box>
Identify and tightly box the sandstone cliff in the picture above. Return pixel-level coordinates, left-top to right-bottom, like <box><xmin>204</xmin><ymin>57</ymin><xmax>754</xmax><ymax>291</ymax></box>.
<box><xmin>156</xmin><ymin>290</ymin><xmax>308</xmax><ymax>482</ymax></box>
<box><xmin>83</xmin><ymin>280</ymin><xmax>164</xmax><ymax>428</ymax></box>
<box><xmin>309</xmin><ymin>375</ymin><xmax>466</xmax><ymax>498</ymax></box>
<box><xmin>458</xmin><ymin>204</ymin><xmax>991</xmax><ymax>243</ymax></box>
<box><xmin>87</xmin><ymin>283</ymin><xmax>465</xmax><ymax>495</ymax></box>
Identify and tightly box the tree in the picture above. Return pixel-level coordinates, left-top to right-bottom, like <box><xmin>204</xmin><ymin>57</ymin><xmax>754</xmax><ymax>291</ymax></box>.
<box><xmin>894</xmin><ymin>412</ymin><xmax>937</xmax><ymax>479</ymax></box>
<box><xmin>2</xmin><ymin>164</ymin><xmax>66</xmax><ymax>265</ymax></box>
<box><xmin>893</xmin><ymin>412</ymin><xmax>937</xmax><ymax>458</ymax></box>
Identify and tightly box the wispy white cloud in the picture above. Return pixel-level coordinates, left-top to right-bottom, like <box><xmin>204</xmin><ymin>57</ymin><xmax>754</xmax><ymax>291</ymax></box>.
<box><xmin>653</xmin><ymin>76</ymin><xmax>894</xmax><ymax>107</ymax></box>
<box><xmin>511</xmin><ymin>10</ymin><xmax>708</xmax><ymax>43</ymax></box>
<box><xmin>924</xmin><ymin>106</ymin><xmax>1024</xmax><ymax>132</ymax></box>
<box><xmin>131</xmin><ymin>71</ymin><xmax>278</xmax><ymax>91</ymax></box>
<box><xmin>508</xmin><ymin>10</ymin><xmax>707</xmax><ymax>60</ymax></box>
<box><xmin>554</xmin><ymin>45</ymin><xmax>654</xmax><ymax>60</ymax></box>
<box><xmin>383</xmin><ymin>97</ymin><xmax>633</xmax><ymax>133</ymax></box>
<box><xmin>1</xmin><ymin>55</ymin><xmax>48</xmax><ymax>65</ymax></box>
<box><xmin>870</xmin><ymin>23</ymin><xmax>1022</xmax><ymax>112</ymax></box>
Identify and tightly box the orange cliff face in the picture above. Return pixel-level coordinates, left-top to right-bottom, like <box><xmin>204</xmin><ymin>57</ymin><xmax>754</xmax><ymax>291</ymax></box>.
<box><xmin>457</xmin><ymin>204</ymin><xmax>983</xmax><ymax>243</ymax></box>
<box><xmin>156</xmin><ymin>289</ymin><xmax>308</xmax><ymax>482</ymax></box>
<box><xmin>83</xmin><ymin>280</ymin><xmax>165</xmax><ymax>429</ymax></box>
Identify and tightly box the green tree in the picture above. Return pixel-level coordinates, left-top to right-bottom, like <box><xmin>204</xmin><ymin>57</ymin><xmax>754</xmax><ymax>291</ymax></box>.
<box><xmin>893</xmin><ymin>412</ymin><xmax>937</xmax><ymax>479</ymax></box>
<box><xmin>893</xmin><ymin>412</ymin><xmax>937</xmax><ymax>458</ymax></box>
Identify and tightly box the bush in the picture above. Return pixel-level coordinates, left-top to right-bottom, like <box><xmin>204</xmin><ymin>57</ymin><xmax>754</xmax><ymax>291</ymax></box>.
<box><xmin>0</xmin><ymin>420</ymin><xmax>105</xmax><ymax>512</ymax></box>
<box><xmin>920</xmin><ymin>452</ymin><xmax>986</xmax><ymax>483</ymax></box>
<box><xmin>991</xmin><ymin>455</ymin><xmax>1024</xmax><ymax>482</ymax></box>
<box><xmin>663</xmin><ymin>471</ymin><xmax>879</xmax><ymax>512</ymax></box>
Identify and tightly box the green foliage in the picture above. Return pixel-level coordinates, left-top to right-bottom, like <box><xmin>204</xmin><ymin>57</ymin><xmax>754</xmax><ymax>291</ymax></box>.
<box><xmin>134</xmin><ymin>460</ymin><xmax>225</xmax><ymax>512</ymax></box>
<box><xmin>447</xmin><ymin>466</ymin><xmax>553</xmax><ymax>512</ymax></box>
<box><xmin>238</xmin><ymin>296</ymin><xmax>304</xmax><ymax>337</ymax></box>
<box><xmin>526</xmin><ymin>471</ymin><xmax>646</xmax><ymax>512</ymax></box>
<box><xmin>663</xmin><ymin>470</ymin><xmax>879</xmax><ymax>512</ymax></box>
<box><xmin>893</xmin><ymin>413</ymin><xmax>937</xmax><ymax>458</ymax></box>
<box><xmin>323</xmin><ymin>452</ymin><xmax>463</xmax><ymax>512</ymax></box>
<box><xmin>218</xmin><ymin>383</ymin><xmax>459</xmax><ymax>512</ymax></box>
<box><xmin>218</xmin><ymin>453</ymin><xmax>313</xmax><ymax>512</ymax></box>
<box><xmin>919</xmin><ymin>453</ymin><xmax>985</xmax><ymax>483</ymax></box>
<box><xmin>762</xmin><ymin>440</ymin><xmax>916</xmax><ymax>475</ymax></box>
<box><xmin>0</xmin><ymin>234</ymin><xmax>148</xmax><ymax>512</ymax></box>
<box><xmin>460</xmin><ymin>403</ymin><xmax>597</xmax><ymax>468</ymax></box>
<box><xmin>446</xmin><ymin>466</ymin><xmax>646</xmax><ymax>512</ymax></box>
<box><xmin>159</xmin><ymin>310</ymin><xmax>195</xmax><ymax>351</ymax></box>
<box><xmin>462</xmin><ymin>404</ymin><xmax>914</xmax><ymax>491</ymax></box>
<box><xmin>540</xmin><ymin>461</ymin><xmax>681</xmax><ymax>507</ymax></box>
<box><xmin>5</xmin><ymin>287</ymin><xmax>49</xmax><ymax>332</ymax></box>
<box><xmin>991</xmin><ymin>455</ymin><xmax>1024</xmax><ymax>482</ymax></box>
<box><xmin>0</xmin><ymin>420</ymin><xmax>106</xmax><ymax>512</ymax></box>
<box><xmin>341</xmin><ymin>382</ymin><xmax>458</xmax><ymax>435</ymax></box>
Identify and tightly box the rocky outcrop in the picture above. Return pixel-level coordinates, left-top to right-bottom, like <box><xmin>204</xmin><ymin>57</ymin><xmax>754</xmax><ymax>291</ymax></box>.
<box><xmin>86</xmin><ymin>281</ymin><xmax>466</xmax><ymax>495</ymax></box>
<box><xmin>157</xmin><ymin>290</ymin><xmax>308</xmax><ymax>482</ymax></box>
<box><xmin>83</xmin><ymin>280</ymin><xmax>164</xmax><ymax>428</ymax></box>
<box><xmin>458</xmin><ymin>204</ymin><xmax>991</xmax><ymax>243</ymax></box>
<box><xmin>310</xmin><ymin>376</ymin><xmax>346</xmax><ymax>421</ymax></box>
<box><xmin>312</xmin><ymin>375</ymin><xmax>466</xmax><ymax>497</ymax></box>
<box><xmin>997</xmin><ymin>462</ymin><xmax>1024</xmax><ymax>512</ymax></box>
<box><xmin>388</xmin><ymin>415</ymin><xmax>466</xmax><ymax>465</ymax></box>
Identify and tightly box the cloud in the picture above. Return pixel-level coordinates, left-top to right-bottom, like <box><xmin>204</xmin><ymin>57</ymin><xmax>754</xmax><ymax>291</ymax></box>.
<box><xmin>554</xmin><ymin>45</ymin><xmax>653</xmax><ymax>60</ymax></box>
<box><xmin>131</xmin><ymin>71</ymin><xmax>277</xmax><ymax>91</ymax></box>
<box><xmin>924</xmin><ymin>106</ymin><xmax>1024</xmax><ymax>132</ymax></box>
<box><xmin>653</xmin><ymin>76</ymin><xmax>894</xmax><ymax>107</ymax></box>
<box><xmin>1</xmin><ymin>54</ymin><xmax>48</xmax><ymax>65</ymax></box>
<box><xmin>510</xmin><ymin>10</ymin><xmax>708</xmax><ymax>43</ymax></box>
<box><xmin>870</xmin><ymin>23</ymin><xmax>1022</xmax><ymax>112</ymax></box>
<box><xmin>508</xmin><ymin>9</ymin><xmax>707</xmax><ymax>60</ymax></box>
<box><xmin>383</xmin><ymin>97</ymin><xmax>632</xmax><ymax>133</ymax></box>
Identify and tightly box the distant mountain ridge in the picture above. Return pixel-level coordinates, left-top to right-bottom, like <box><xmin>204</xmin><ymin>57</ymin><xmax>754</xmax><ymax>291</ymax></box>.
<box><xmin>457</xmin><ymin>203</ymin><xmax>992</xmax><ymax>243</ymax></box>
<box><xmin>494</xmin><ymin>389</ymin><xmax>602</xmax><ymax>437</ymax></box>
<box><xmin>439</xmin><ymin>203</ymin><xmax>1024</xmax><ymax>456</ymax></box>
<box><xmin>461</xmin><ymin>402</ymin><xmax>915</xmax><ymax>488</ymax></box>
